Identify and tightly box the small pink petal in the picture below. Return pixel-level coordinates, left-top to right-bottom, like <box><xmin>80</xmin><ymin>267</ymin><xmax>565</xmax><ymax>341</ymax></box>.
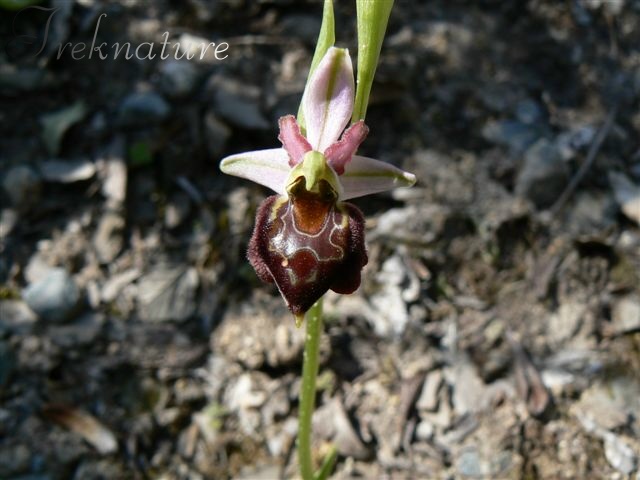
<box><xmin>278</xmin><ymin>115</ymin><xmax>312</xmax><ymax>167</ymax></box>
<box><xmin>324</xmin><ymin>120</ymin><xmax>369</xmax><ymax>175</ymax></box>
<box><xmin>303</xmin><ymin>47</ymin><xmax>355</xmax><ymax>152</ymax></box>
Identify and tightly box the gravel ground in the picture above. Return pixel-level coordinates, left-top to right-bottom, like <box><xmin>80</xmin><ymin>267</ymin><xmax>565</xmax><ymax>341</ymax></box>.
<box><xmin>1</xmin><ymin>1</ymin><xmax>640</xmax><ymax>479</ymax></box>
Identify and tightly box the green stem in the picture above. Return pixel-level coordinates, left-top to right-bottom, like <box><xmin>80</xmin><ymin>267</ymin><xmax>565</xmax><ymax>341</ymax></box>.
<box><xmin>314</xmin><ymin>445</ymin><xmax>337</xmax><ymax>480</ymax></box>
<box><xmin>352</xmin><ymin>0</ymin><xmax>394</xmax><ymax>122</ymax></box>
<box><xmin>297</xmin><ymin>298</ymin><xmax>323</xmax><ymax>480</ymax></box>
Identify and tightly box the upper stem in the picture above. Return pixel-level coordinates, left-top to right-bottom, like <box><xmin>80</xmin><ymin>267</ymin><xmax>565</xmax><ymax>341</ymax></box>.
<box><xmin>352</xmin><ymin>0</ymin><xmax>394</xmax><ymax>122</ymax></box>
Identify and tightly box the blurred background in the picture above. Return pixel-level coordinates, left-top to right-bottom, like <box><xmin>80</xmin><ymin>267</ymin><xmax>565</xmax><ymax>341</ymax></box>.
<box><xmin>1</xmin><ymin>0</ymin><xmax>639</xmax><ymax>478</ymax></box>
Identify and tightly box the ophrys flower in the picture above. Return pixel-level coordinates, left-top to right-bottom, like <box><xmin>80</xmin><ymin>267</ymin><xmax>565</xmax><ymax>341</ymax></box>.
<box><xmin>220</xmin><ymin>47</ymin><xmax>415</xmax><ymax>325</ymax></box>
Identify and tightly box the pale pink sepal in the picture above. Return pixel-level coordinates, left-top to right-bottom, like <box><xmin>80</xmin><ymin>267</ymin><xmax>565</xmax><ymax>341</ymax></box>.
<box><xmin>220</xmin><ymin>148</ymin><xmax>291</xmax><ymax>195</ymax></box>
<box><xmin>278</xmin><ymin>115</ymin><xmax>312</xmax><ymax>167</ymax></box>
<box><xmin>324</xmin><ymin>120</ymin><xmax>369</xmax><ymax>175</ymax></box>
<box><xmin>339</xmin><ymin>155</ymin><xmax>417</xmax><ymax>200</ymax></box>
<box><xmin>303</xmin><ymin>47</ymin><xmax>355</xmax><ymax>152</ymax></box>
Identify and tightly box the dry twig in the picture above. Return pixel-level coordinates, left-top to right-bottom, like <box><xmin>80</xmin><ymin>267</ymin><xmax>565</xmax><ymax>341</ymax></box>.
<box><xmin>550</xmin><ymin>106</ymin><xmax>618</xmax><ymax>217</ymax></box>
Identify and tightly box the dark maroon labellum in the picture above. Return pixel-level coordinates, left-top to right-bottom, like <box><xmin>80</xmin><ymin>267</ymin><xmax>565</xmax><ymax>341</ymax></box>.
<box><xmin>248</xmin><ymin>181</ymin><xmax>367</xmax><ymax>318</ymax></box>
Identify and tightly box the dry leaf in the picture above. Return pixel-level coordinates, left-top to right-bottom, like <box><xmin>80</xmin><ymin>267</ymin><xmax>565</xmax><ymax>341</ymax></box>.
<box><xmin>42</xmin><ymin>404</ymin><xmax>118</xmax><ymax>454</ymax></box>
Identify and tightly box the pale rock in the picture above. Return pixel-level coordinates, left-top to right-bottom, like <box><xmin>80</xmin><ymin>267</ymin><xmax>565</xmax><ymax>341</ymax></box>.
<box><xmin>22</xmin><ymin>268</ymin><xmax>81</xmax><ymax>323</ymax></box>
<box><xmin>610</xmin><ymin>294</ymin><xmax>640</xmax><ymax>334</ymax></box>
<box><xmin>417</xmin><ymin>370</ymin><xmax>443</xmax><ymax>412</ymax></box>
<box><xmin>136</xmin><ymin>266</ymin><xmax>198</xmax><ymax>323</ymax></box>
<box><xmin>603</xmin><ymin>433</ymin><xmax>637</xmax><ymax>474</ymax></box>
<box><xmin>0</xmin><ymin>300</ymin><xmax>38</xmax><ymax>335</ymax></box>
<box><xmin>40</xmin><ymin>158</ymin><xmax>95</xmax><ymax>183</ymax></box>
<box><xmin>548</xmin><ymin>301</ymin><xmax>587</xmax><ymax>344</ymax></box>
<box><xmin>93</xmin><ymin>212</ymin><xmax>125</xmax><ymax>263</ymax></box>
<box><xmin>609</xmin><ymin>171</ymin><xmax>640</xmax><ymax>225</ymax></box>
<box><xmin>1</xmin><ymin>165</ymin><xmax>41</xmax><ymax>210</ymax></box>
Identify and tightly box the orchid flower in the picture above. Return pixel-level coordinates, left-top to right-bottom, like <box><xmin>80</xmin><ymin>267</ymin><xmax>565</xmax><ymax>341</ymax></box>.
<box><xmin>220</xmin><ymin>47</ymin><xmax>415</xmax><ymax>323</ymax></box>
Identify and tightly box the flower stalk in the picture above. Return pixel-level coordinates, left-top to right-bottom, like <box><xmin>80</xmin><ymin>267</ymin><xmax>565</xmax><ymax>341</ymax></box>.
<box><xmin>297</xmin><ymin>299</ymin><xmax>329</xmax><ymax>479</ymax></box>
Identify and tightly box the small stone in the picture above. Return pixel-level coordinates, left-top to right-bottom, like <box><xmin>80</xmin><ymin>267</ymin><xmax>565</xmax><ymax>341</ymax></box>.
<box><xmin>86</xmin><ymin>281</ymin><xmax>101</xmax><ymax>310</ymax></box>
<box><xmin>72</xmin><ymin>459</ymin><xmax>128</xmax><ymax>480</ymax></box>
<box><xmin>236</xmin><ymin>464</ymin><xmax>282</xmax><ymax>480</ymax></box>
<box><xmin>213</xmin><ymin>87</ymin><xmax>269</xmax><ymax>130</ymax></box>
<box><xmin>265</xmin><ymin>417</ymin><xmax>297</xmax><ymax>457</ymax></box>
<box><xmin>124</xmin><ymin>324</ymin><xmax>206</xmax><ymax>370</ymax></box>
<box><xmin>227</xmin><ymin>374</ymin><xmax>265</xmax><ymax>411</ymax></box>
<box><xmin>548</xmin><ymin>301</ymin><xmax>586</xmax><ymax>344</ymax></box>
<box><xmin>371</xmin><ymin>204</ymin><xmax>453</xmax><ymax>245</ymax></box>
<box><xmin>478</xmin><ymin>83</ymin><xmax>523</xmax><ymax>112</ymax></box>
<box><xmin>101</xmin><ymin>268</ymin><xmax>141</xmax><ymax>303</ymax></box>
<box><xmin>213</xmin><ymin>296</ymin><xmax>305</xmax><ymax>369</ymax></box>
<box><xmin>40</xmin><ymin>101</ymin><xmax>87</xmax><ymax>155</ymax></box>
<box><xmin>417</xmin><ymin>370</ymin><xmax>443</xmax><ymax>412</ymax></box>
<box><xmin>545</xmin><ymin>349</ymin><xmax>605</xmax><ymax>376</ymax></box>
<box><xmin>456</xmin><ymin>448</ymin><xmax>484</xmax><ymax>478</ymax></box>
<box><xmin>451</xmin><ymin>361</ymin><xmax>489</xmax><ymax>415</ymax></box>
<box><xmin>177</xmin><ymin>423</ymin><xmax>199</xmax><ymax>459</ymax></box>
<box><xmin>555</xmin><ymin>126</ymin><xmax>597</xmax><ymax>160</ymax></box>
<box><xmin>24</xmin><ymin>253</ymin><xmax>53</xmax><ymax>284</ymax></box>
<box><xmin>175</xmin><ymin>33</ymin><xmax>224</xmax><ymax>64</ymax></box>
<box><xmin>224</xmin><ymin>373</ymin><xmax>265</xmax><ymax>435</ymax></box>
<box><xmin>173</xmin><ymin>378</ymin><xmax>206</xmax><ymax>406</ymax></box>
<box><xmin>610</xmin><ymin>294</ymin><xmax>640</xmax><ymax>334</ymax></box>
<box><xmin>193</xmin><ymin>403</ymin><xmax>223</xmax><ymax>445</ymax></box>
<box><xmin>369</xmin><ymin>256</ymin><xmax>411</xmax><ymax>338</ymax></box>
<box><xmin>568</xmin><ymin>191</ymin><xmax>617</xmax><ymax>233</ymax></box>
<box><xmin>586</xmin><ymin>0</ymin><xmax>625</xmax><ymax>15</ymax></box>
<box><xmin>42</xmin><ymin>404</ymin><xmax>118</xmax><ymax>455</ymax></box>
<box><xmin>515</xmin><ymin>99</ymin><xmax>545</xmax><ymax>125</ymax></box>
<box><xmin>93</xmin><ymin>212</ymin><xmax>125</xmax><ymax>263</ymax></box>
<box><xmin>203</xmin><ymin>111</ymin><xmax>231</xmax><ymax>158</ymax></box>
<box><xmin>574</xmin><ymin>381</ymin><xmax>635</xmax><ymax>431</ymax></box>
<box><xmin>515</xmin><ymin>139</ymin><xmax>569</xmax><ymax>209</ymax></box>
<box><xmin>22</xmin><ymin>268</ymin><xmax>81</xmax><ymax>323</ymax></box>
<box><xmin>0</xmin><ymin>300</ymin><xmax>38</xmax><ymax>335</ymax></box>
<box><xmin>0</xmin><ymin>64</ymin><xmax>56</xmax><ymax>91</ymax></box>
<box><xmin>406</xmin><ymin>149</ymin><xmax>475</xmax><ymax>205</ymax></box>
<box><xmin>1</xmin><ymin>165</ymin><xmax>42</xmax><ymax>210</ymax></box>
<box><xmin>280</xmin><ymin>14</ymin><xmax>322</xmax><ymax>43</ymax></box>
<box><xmin>415</xmin><ymin>420</ymin><xmax>435</xmax><ymax>441</ymax></box>
<box><xmin>164</xmin><ymin>192</ymin><xmax>191</xmax><ymax>229</ymax></box>
<box><xmin>0</xmin><ymin>443</ymin><xmax>30</xmax><ymax>477</ymax></box>
<box><xmin>609</xmin><ymin>171</ymin><xmax>640</xmax><ymax>226</ymax></box>
<box><xmin>541</xmin><ymin>369</ymin><xmax>579</xmax><ymax>396</ymax></box>
<box><xmin>40</xmin><ymin>158</ymin><xmax>95</xmax><ymax>183</ymax></box>
<box><xmin>155</xmin><ymin>407</ymin><xmax>182</xmax><ymax>428</ymax></box>
<box><xmin>157</xmin><ymin>60</ymin><xmax>199</xmax><ymax>98</ymax></box>
<box><xmin>97</xmin><ymin>138</ymin><xmax>127</xmax><ymax>209</ymax></box>
<box><xmin>482</xmin><ymin>120</ymin><xmax>541</xmax><ymax>153</ymax></box>
<box><xmin>48</xmin><ymin>313</ymin><xmax>105</xmax><ymax>348</ymax></box>
<box><xmin>118</xmin><ymin>91</ymin><xmax>170</xmax><ymax>127</ymax></box>
<box><xmin>137</xmin><ymin>266</ymin><xmax>199</xmax><ymax>323</ymax></box>
<box><xmin>0</xmin><ymin>208</ymin><xmax>18</xmax><ymax>239</ymax></box>
<box><xmin>261</xmin><ymin>385</ymin><xmax>290</xmax><ymax>426</ymax></box>
<box><xmin>603</xmin><ymin>433</ymin><xmax>637</xmax><ymax>475</ymax></box>
<box><xmin>313</xmin><ymin>398</ymin><xmax>371</xmax><ymax>460</ymax></box>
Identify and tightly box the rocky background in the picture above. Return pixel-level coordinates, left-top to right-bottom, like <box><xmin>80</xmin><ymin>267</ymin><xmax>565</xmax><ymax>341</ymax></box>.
<box><xmin>1</xmin><ymin>0</ymin><xmax>640</xmax><ymax>478</ymax></box>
